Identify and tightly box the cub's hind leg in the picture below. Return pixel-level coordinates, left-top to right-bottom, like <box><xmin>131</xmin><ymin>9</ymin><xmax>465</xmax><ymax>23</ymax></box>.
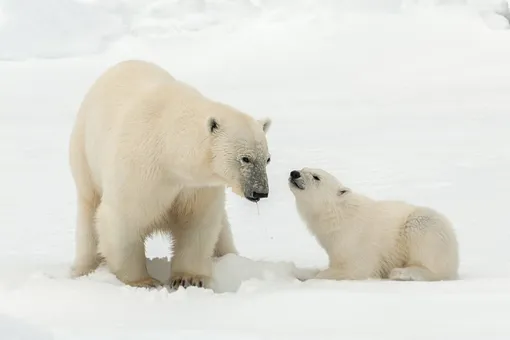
<box><xmin>390</xmin><ymin>207</ymin><xmax>459</xmax><ymax>281</ymax></box>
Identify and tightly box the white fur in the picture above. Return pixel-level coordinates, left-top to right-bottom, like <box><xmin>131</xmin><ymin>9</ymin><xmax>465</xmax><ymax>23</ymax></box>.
<box><xmin>69</xmin><ymin>60</ymin><xmax>271</xmax><ymax>288</ymax></box>
<box><xmin>289</xmin><ymin>168</ymin><xmax>459</xmax><ymax>282</ymax></box>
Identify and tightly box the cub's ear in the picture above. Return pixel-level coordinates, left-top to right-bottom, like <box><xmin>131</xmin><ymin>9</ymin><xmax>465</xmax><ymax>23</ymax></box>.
<box><xmin>258</xmin><ymin>117</ymin><xmax>272</xmax><ymax>134</ymax></box>
<box><xmin>337</xmin><ymin>187</ymin><xmax>351</xmax><ymax>197</ymax></box>
<box><xmin>208</xmin><ymin>117</ymin><xmax>220</xmax><ymax>134</ymax></box>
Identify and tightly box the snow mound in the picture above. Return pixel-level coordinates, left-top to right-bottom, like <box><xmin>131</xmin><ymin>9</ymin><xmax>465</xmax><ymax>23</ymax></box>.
<box><xmin>66</xmin><ymin>254</ymin><xmax>319</xmax><ymax>294</ymax></box>
<box><xmin>0</xmin><ymin>0</ymin><xmax>126</xmax><ymax>60</ymax></box>
<box><xmin>0</xmin><ymin>0</ymin><xmax>508</xmax><ymax>61</ymax></box>
<box><xmin>129</xmin><ymin>0</ymin><xmax>260</xmax><ymax>37</ymax></box>
<box><xmin>210</xmin><ymin>254</ymin><xmax>319</xmax><ymax>293</ymax></box>
<box><xmin>479</xmin><ymin>0</ymin><xmax>510</xmax><ymax>29</ymax></box>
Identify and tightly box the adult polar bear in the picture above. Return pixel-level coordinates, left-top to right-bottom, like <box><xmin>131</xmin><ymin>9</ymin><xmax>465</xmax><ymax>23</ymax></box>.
<box><xmin>289</xmin><ymin>168</ymin><xmax>459</xmax><ymax>281</ymax></box>
<box><xmin>69</xmin><ymin>60</ymin><xmax>272</xmax><ymax>289</ymax></box>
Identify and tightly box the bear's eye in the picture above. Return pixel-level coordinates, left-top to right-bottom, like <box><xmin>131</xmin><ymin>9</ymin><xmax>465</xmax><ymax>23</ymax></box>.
<box><xmin>312</xmin><ymin>175</ymin><xmax>320</xmax><ymax>181</ymax></box>
<box><xmin>267</xmin><ymin>157</ymin><xmax>271</xmax><ymax>164</ymax></box>
<box><xmin>241</xmin><ymin>157</ymin><xmax>251</xmax><ymax>164</ymax></box>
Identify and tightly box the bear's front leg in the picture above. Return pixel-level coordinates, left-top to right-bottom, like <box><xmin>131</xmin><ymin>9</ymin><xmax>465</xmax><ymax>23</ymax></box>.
<box><xmin>169</xmin><ymin>188</ymin><xmax>225</xmax><ymax>289</ymax></box>
<box><xmin>169</xmin><ymin>218</ymin><xmax>223</xmax><ymax>289</ymax></box>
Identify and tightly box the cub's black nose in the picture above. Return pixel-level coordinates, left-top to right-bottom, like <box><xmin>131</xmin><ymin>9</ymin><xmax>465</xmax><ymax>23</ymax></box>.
<box><xmin>252</xmin><ymin>191</ymin><xmax>268</xmax><ymax>199</ymax></box>
<box><xmin>290</xmin><ymin>170</ymin><xmax>301</xmax><ymax>179</ymax></box>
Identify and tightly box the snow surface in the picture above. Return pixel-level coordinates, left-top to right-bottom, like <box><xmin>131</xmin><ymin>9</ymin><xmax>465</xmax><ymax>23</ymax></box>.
<box><xmin>1</xmin><ymin>0</ymin><xmax>510</xmax><ymax>339</ymax></box>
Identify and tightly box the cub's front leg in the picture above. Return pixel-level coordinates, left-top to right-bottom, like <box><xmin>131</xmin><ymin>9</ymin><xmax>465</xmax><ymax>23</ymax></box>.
<box><xmin>314</xmin><ymin>267</ymin><xmax>350</xmax><ymax>280</ymax></box>
<box><xmin>315</xmin><ymin>236</ymin><xmax>380</xmax><ymax>281</ymax></box>
<box><xmin>314</xmin><ymin>265</ymin><xmax>376</xmax><ymax>281</ymax></box>
<box><xmin>313</xmin><ymin>257</ymin><xmax>379</xmax><ymax>281</ymax></box>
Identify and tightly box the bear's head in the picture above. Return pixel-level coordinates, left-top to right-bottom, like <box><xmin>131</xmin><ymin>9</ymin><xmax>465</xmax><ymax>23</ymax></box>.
<box><xmin>207</xmin><ymin>113</ymin><xmax>272</xmax><ymax>203</ymax></box>
<box><xmin>288</xmin><ymin>167</ymin><xmax>351</xmax><ymax>209</ymax></box>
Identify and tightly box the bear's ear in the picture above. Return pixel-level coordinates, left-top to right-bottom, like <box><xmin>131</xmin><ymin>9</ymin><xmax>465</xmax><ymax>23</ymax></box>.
<box><xmin>208</xmin><ymin>117</ymin><xmax>220</xmax><ymax>134</ymax></box>
<box><xmin>337</xmin><ymin>187</ymin><xmax>351</xmax><ymax>197</ymax></box>
<box><xmin>258</xmin><ymin>117</ymin><xmax>272</xmax><ymax>134</ymax></box>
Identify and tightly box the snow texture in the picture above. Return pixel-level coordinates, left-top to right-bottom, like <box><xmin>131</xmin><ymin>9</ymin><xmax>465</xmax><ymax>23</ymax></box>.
<box><xmin>0</xmin><ymin>0</ymin><xmax>509</xmax><ymax>60</ymax></box>
<box><xmin>0</xmin><ymin>314</ymin><xmax>53</xmax><ymax>340</ymax></box>
<box><xmin>1</xmin><ymin>0</ymin><xmax>510</xmax><ymax>339</ymax></box>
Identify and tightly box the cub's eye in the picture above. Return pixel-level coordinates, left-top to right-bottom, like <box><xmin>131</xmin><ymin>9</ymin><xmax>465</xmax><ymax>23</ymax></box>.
<box><xmin>267</xmin><ymin>157</ymin><xmax>271</xmax><ymax>164</ymax></box>
<box><xmin>241</xmin><ymin>157</ymin><xmax>250</xmax><ymax>163</ymax></box>
<box><xmin>312</xmin><ymin>175</ymin><xmax>320</xmax><ymax>181</ymax></box>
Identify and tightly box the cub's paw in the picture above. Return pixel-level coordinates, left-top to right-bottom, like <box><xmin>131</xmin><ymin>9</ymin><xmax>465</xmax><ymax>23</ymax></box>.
<box><xmin>314</xmin><ymin>268</ymin><xmax>347</xmax><ymax>281</ymax></box>
<box><xmin>125</xmin><ymin>277</ymin><xmax>163</xmax><ymax>288</ymax></box>
<box><xmin>170</xmin><ymin>273</ymin><xmax>210</xmax><ymax>289</ymax></box>
<box><xmin>293</xmin><ymin>267</ymin><xmax>321</xmax><ymax>281</ymax></box>
<box><xmin>389</xmin><ymin>267</ymin><xmax>423</xmax><ymax>281</ymax></box>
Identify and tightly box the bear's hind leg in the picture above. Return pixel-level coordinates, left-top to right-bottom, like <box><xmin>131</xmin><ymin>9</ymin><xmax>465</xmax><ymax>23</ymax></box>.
<box><xmin>71</xmin><ymin>195</ymin><xmax>102</xmax><ymax>277</ymax></box>
<box><xmin>213</xmin><ymin>212</ymin><xmax>238</xmax><ymax>258</ymax></box>
<box><xmin>95</xmin><ymin>202</ymin><xmax>160</xmax><ymax>287</ymax></box>
<box><xmin>393</xmin><ymin>207</ymin><xmax>459</xmax><ymax>281</ymax></box>
<box><xmin>69</xmin><ymin>128</ymin><xmax>102</xmax><ymax>278</ymax></box>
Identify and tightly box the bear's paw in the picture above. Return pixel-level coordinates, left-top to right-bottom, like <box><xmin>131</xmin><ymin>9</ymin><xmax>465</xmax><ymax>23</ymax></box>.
<box><xmin>170</xmin><ymin>273</ymin><xmax>210</xmax><ymax>289</ymax></box>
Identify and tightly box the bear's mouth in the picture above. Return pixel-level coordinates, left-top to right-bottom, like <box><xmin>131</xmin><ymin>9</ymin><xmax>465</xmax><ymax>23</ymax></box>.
<box><xmin>246</xmin><ymin>196</ymin><xmax>260</xmax><ymax>203</ymax></box>
<box><xmin>289</xmin><ymin>177</ymin><xmax>305</xmax><ymax>190</ymax></box>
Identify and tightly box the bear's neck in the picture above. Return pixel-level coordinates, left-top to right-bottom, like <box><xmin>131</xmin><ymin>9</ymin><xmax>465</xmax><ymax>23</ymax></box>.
<box><xmin>157</xmin><ymin>123</ymin><xmax>218</xmax><ymax>185</ymax></box>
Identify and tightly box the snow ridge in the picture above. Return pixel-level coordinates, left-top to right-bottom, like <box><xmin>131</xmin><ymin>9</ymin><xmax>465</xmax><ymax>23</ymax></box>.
<box><xmin>0</xmin><ymin>0</ymin><xmax>508</xmax><ymax>60</ymax></box>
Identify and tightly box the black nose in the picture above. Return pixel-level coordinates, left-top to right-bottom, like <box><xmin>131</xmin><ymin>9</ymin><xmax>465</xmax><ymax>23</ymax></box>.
<box><xmin>290</xmin><ymin>170</ymin><xmax>301</xmax><ymax>179</ymax></box>
<box><xmin>252</xmin><ymin>191</ymin><xmax>268</xmax><ymax>199</ymax></box>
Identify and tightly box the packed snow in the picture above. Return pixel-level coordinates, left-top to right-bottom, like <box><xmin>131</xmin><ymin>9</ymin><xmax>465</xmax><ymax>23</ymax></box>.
<box><xmin>1</xmin><ymin>0</ymin><xmax>510</xmax><ymax>339</ymax></box>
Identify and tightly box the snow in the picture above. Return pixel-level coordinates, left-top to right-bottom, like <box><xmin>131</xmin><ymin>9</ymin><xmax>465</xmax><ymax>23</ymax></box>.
<box><xmin>0</xmin><ymin>314</ymin><xmax>53</xmax><ymax>340</ymax></box>
<box><xmin>1</xmin><ymin>0</ymin><xmax>510</xmax><ymax>339</ymax></box>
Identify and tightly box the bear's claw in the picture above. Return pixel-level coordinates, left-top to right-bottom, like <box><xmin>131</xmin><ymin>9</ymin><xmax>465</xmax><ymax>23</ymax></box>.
<box><xmin>170</xmin><ymin>273</ymin><xmax>209</xmax><ymax>289</ymax></box>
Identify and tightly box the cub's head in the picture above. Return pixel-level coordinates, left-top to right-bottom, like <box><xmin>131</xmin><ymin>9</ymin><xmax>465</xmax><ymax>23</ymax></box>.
<box><xmin>208</xmin><ymin>113</ymin><xmax>272</xmax><ymax>203</ymax></box>
<box><xmin>288</xmin><ymin>167</ymin><xmax>351</xmax><ymax>207</ymax></box>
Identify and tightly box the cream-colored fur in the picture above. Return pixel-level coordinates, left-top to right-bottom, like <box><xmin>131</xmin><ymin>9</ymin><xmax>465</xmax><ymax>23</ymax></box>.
<box><xmin>288</xmin><ymin>168</ymin><xmax>459</xmax><ymax>281</ymax></box>
<box><xmin>69</xmin><ymin>60</ymin><xmax>272</xmax><ymax>289</ymax></box>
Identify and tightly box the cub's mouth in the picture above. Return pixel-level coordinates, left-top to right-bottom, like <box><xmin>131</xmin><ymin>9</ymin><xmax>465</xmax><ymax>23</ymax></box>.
<box><xmin>288</xmin><ymin>177</ymin><xmax>305</xmax><ymax>190</ymax></box>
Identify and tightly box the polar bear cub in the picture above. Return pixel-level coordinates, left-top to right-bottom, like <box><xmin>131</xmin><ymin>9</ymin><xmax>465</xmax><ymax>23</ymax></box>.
<box><xmin>288</xmin><ymin>167</ymin><xmax>459</xmax><ymax>281</ymax></box>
